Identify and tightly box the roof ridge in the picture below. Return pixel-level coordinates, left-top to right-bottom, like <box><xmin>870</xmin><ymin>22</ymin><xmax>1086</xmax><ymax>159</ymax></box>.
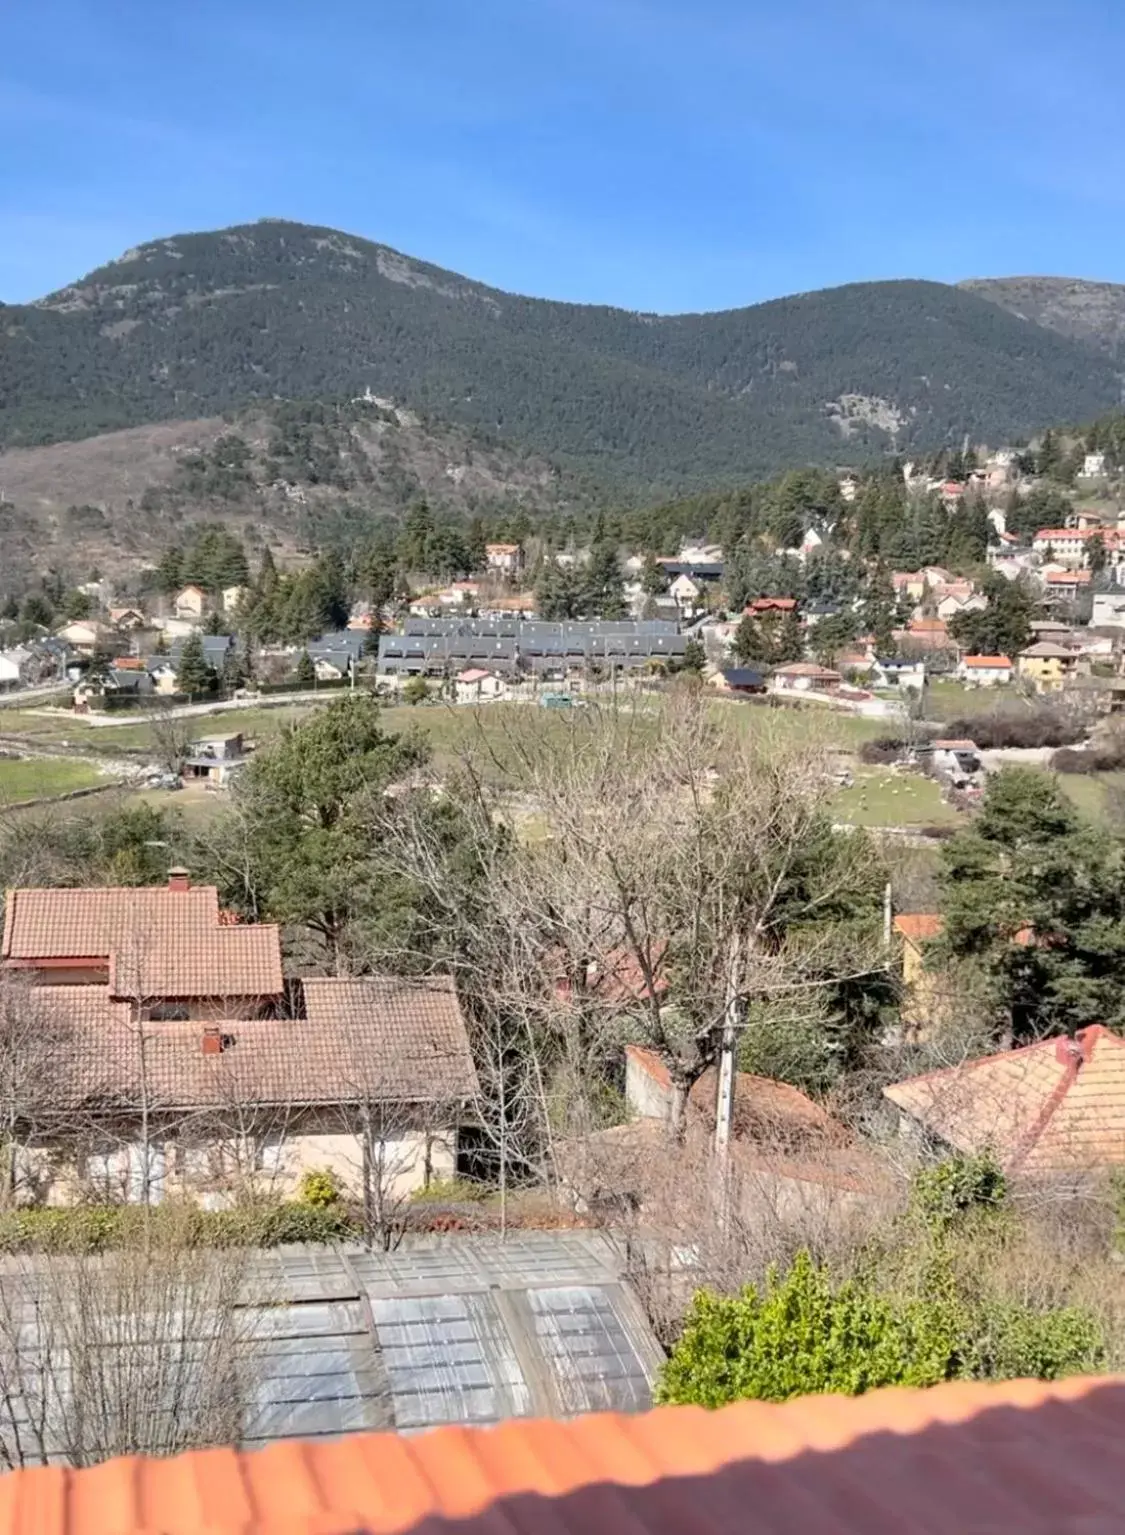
<box><xmin>1007</xmin><ymin>1042</ymin><xmax>1081</xmax><ymax>1174</ymax></box>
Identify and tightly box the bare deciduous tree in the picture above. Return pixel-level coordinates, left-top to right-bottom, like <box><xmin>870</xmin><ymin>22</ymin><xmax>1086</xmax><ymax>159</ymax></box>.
<box><xmin>0</xmin><ymin>1232</ymin><xmax>266</xmax><ymax>1468</ymax></box>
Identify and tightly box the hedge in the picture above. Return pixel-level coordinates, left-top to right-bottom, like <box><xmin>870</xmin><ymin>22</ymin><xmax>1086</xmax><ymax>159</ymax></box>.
<box><xmin>0</xmin><ymin>1201</ymin><xmax>360</xmax><ymax>1253</ymax></box>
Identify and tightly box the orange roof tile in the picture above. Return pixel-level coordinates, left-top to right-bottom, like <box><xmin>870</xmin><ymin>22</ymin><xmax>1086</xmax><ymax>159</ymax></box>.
<box><xmin>3</xmin><ymin>884</ymin><xmax>283</xmax><ymax>1000</ymax></box>
<box><xmin>39</xmin><ymin>974</ymin><xmax>478</xmax><ymax>1109</ymax></box>
<box><xmin>885</xmin><ymin>1025</ymin><xmax>1125</xmax><ymax>1174</ymax></box>
<box><xmin>961</xmin><ymin>654</ymin><xmax>1012</xmax><ymax>668</ymax></box>
<box><xmin>3</xmin><ymin>1379</ymin><xmax>1125</xmax><ymax>1534</ymax></box>
<box><xmin>3</xmin><ymin>885</ymin><xmax>221</xmax><ymax>960</ymax></box>
<box><xmin>893</xmin><ymin>913</ymin><xmax>944</xmax><ymax>943</ymax></box>
<box><xmin>1045</xmin><ymin>569</ymin><xmax>1092</xmax><ymax>585</ymax></box>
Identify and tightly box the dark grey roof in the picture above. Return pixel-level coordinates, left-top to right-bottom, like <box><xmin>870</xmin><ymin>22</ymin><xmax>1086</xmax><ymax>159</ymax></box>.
<box><xmin>659</xmin><ymin>561</ymin><xmax>724</xmax><ymax>579</ymax></box>
<box><xmin>720</xmin><ymin>668</ymin><xmax>766</xmax><ymax>688</ymax></box>
<box><xmin>0</xmin><ymin>1233</ymin><xmax>663</xmax><ymax>1456</ymax></box>
<box><xmin>168</xmin><ymin>635</ymin><xmax>235</xmax><ymax>666</ymax></box>
<box><xmin>307</xmin><ymin>630</ymin><xmax>366</xmax><ymax>661</ymax></box>
<box><xmin>404</xmin><ymin>619</ymin><xmax>680</xmax><ymax>640</ymax></box>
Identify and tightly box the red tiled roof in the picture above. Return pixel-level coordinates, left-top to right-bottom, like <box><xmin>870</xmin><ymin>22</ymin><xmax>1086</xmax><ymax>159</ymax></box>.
<box><xmin>1035</xmin><ymin>528</ymin><xmax>1092</xmax><ymax>540</ymax></box>
<box><xmin>893</xmin><ymin>913</ymin><xmax>944</xmax><ymax>943</ymax></box>
<box><xmin>4</xmin><ymin>1379</ymin><xmax>1125</xmax><ymax>1534</ymax></box>
<box><xmin>907</xmin><ymin>618</ymin><xmax>948</xmax><ymax>634</ymax></box>
<box><xmin>3</xmin><ymin>885</ymin><xmax>282</xmax><ymax>1000</ymax></box>
<box><xmin>961</xmin><ymin>655</ymin><xmax>1011</xmax><ymax>668</ymax></box>
<box><xmin>3</xmin><ymin>886</ymin><xmax>221</xmax><ymax>961</ymax></box>
<box><xmin>627</xmin><ymin>1046</ymin><xmax>845</xmax><ymax>1148</ymax></box>
<box><xmin>746</xmin><ymin>597</ymin><xmax>798</xmax><ymax>612</ymax></box>
<box><xmin>39</xmin><ymin>975</ymin><xmax>478</xmax><ymax>1110</ymax></box>
<box><xmin>885</xmin><ymin>1025</ymin><xmax>1125</xmax><ymax>1174</ymax></box>
<box><xmin>108</xmin><ymin>924</ymin><xmax>282</xmax><ymax>1000</ymax></box>
<box><xmin>1045</xmin><ymin>569</ymin><xmax>1092</xmax><ymax>585</ymax></box>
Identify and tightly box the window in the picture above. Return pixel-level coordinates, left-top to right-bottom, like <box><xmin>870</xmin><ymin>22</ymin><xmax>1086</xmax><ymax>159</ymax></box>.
<box><xmin>145</xmin><ymin>1003</ymin><xmax>190</xmax><ymax>1022</ymax></box>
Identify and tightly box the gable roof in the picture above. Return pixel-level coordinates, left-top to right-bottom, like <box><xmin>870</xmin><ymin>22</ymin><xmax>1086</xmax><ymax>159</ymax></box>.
<box><xmin>1020</xmin><ymin>641</ymin><xmax>1075</xmax><ymax>659</ymax></box>
<box><xmin>961</xmin><ymin>654</ymin><xmax>1012</xmax><ymax>668</ymax></box>
<box><xmin>884</xmin><ymin>1025</ymin><xmax>1125</xmax><ymax>1174</ymax></box>
<box><xmin>1045</xmin><ymin>569</ymin><xmax>1092</xmax><ymax>585</ymax></box>
<box><xmin>2</xmin><ymin>884</ymin><xmax>283</xmax><ymax>1000</ymax></box>
<box><xmin>3</xmin><ymin>1377</ymin><xmax>1123</xmax><ymax>1535</ymax></box>
<box><xmin>39</xmin><ymin>974</ymin><xmax>477</xmax><ymax>1111</ymax></box>
<box><xmin>3</xmin><ymin>885</ymin><xmax>221</xmax><ymax>961</ymax></box>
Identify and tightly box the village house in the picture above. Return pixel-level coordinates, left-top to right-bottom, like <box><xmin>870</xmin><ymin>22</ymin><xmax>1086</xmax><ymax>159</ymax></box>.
<box><xmin>712</xmin><ymin>666</ymin><xmax>767</xmax><ymax>695</ymax></box>
<box><xmin>897</xmin><ymin>617</ymin><xmax>951</xmax><ymax>654</ymax></box>
<box><xmin>745</xmin><ymin>596</ymin><xmax>799</xmax><ymax>618</ymax></box>
<box><xmin>0</xmin><ymin>874</ymin><xmax>478</xmax><ymax>1206</ymax></box>
<box><xmin>454</xmin><ymin>666</ymin><xmax>506</xmax><ymax>703</ymax></box>
<box><xmin>955</xmin><ymin>654</ymin><xmax>1013</xmax><ymax>686</ymax></box>
<box><xmin>1018</xmin><ymin>640</ymin><xmax>1082</xmax><ymax>690</ymax></box>
<box><xmin>180</xmin><ymin>733</ymin><xmax>248</xmax><ymax>788</ymax></box>
<box><xmin>221</xmin><ymin>584</ymin><xmax>249</xmax><ymax>615</ymax></box>
<box><xmin>0</xmin><ymin>646</ymin><xmax>33</xmax><ymax>692</ymax></box>
<box><xmin>55</xmin><ymin>619</ymin><xmax>113</xmax><ymax>655</ymax></box>
<box><xmin>438</xmin><ymin>580</ymin><xmax>481</xmax><ymax>609</ymax></box>
<box><xmin>892</xmin><ymin>913</ymin><xmax>946</xmax><ymax>1036</ymax></box>
<box><xmin>1080</xmin><ymin>452</ymin><xmax>1108</xmax><ymax>479</ymax></box>
<box><xmin>871</xmin><ymin>656</ymin><xmax>926</xmax><ymax>692</ymax></box>
<box><xmin>172</xmin><ymin>584</ymin><xmax>208</xmax><ymax>620</ymax></box>
<box><xmin>484</xmin><ymin>543</ymin><xmax>524</xmax><ymax>578</ymax></box>
<box><xmin>936</xmin><ymin>590</ymin><xmax>986</xmax><ymax>623</ymax></box>
<box><xmin>108</xmin><ymin>606</ymin><xmax>147</xmax><ymax>630</ymax></box>
<box><xmin>770</xmin><ymin>661</ymin><xmax>842</xmax><ymax>694</ymax></box>
<box><xmin>1092</xmin><ymin>592</ymin><xmax>1125</xmax><ymax>628</ymax></box>
<box><xmin>885</xmin><ymin>1026</ymin><xmax>1125</xmax><ymax>1177</ymax></box>
<box><xmin>1043</xmin><ymin>568</ymin><xmax>1093</xmax><ymax>601</ymax></box>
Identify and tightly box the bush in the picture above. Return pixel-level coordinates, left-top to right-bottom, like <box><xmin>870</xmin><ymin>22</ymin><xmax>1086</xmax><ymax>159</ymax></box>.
<box><xmin>1052</xmin><ymin>741</ymin><xmax>1125</xmax><ymax>774</ymax></box>
<box><xmin>656</xmin><ymin>1252</ymin><xmax>954</xmax><ymax>1407</ymax></box>
<box><xmin>911</xmin><ymin>1152</ymin><xmax>1007</xmax><ymax>1234</ymax></box>
<box><xmin>656</xmin><ymin>1243</ymin><xmax>1105</xmax><ymax>1408</ymax></box>
<box><xmin>0</xmin><ymin>1201</ymin><xmax>359</xmax><ymax>1253</ymax></box>
<box><xmin>860</xmin><ymin>736</ymin><xmax>905</xmax><ymax>765</ymax></box>
<box><xmin>944</xmin><ymin>708</ymin><xmax>1085</xmax><ymax>751</ymax></box>
<box><xmin>298</xmin><ymin>1168</ymin><xmax>342</xmax><ymax>1208</ymax></box>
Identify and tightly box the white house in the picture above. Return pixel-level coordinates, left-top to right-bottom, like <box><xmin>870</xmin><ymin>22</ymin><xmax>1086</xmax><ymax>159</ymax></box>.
<box><xmin>55</xmin><ymin>620</ymin><xmax>113</xmax><ymax>655</ymax></box>
<box><xmin>455</xmin><ymin>667</ymin><xmax>506</xmax><ymax>703</ymax></box>
<box><xmin>173</xmin><ymin>585</ymin><xmax>208</xmax><ymax>620</ymax></box>
<box><xmin>1031</xmin><ymin>528</ymin><xmax>1095</xmax><ymax>566</ymax></box>
<box><xmin>1081</xmin><ymin>452</ymin><xmax>1108</xmax><ymax>479</ymax></box>
<box><xmin>955</xmin><ymin>655</ymin><xmax>1013</xmax><ymax>687</ymax></box>
<box><xmin>0</xmin><ymin>647</ymin><xmax>32</xmax><ymax>691</ymax></box>
<box><xmin>936</xmin><ymin>592</ymin><xmax>987</xmax><ymax>622</ymax></box>
<box><xmin>221</xmin><ymin>585</ymin><xmax>248</xmax><ymax>615</ymax></box>
<box><xmin>484</xmin><ymin>543</ymin><xmax>524</xmax><ymax>578</ymax></box>
<box><xmin>1092</xmin><ymin>592</ymin><xmax>1125</xmax><ymax>628</ymax></box>
<box><xmin>668</xmin><ymin>573</ymin><xmax>705</xmax><ymax>612</ymax></box>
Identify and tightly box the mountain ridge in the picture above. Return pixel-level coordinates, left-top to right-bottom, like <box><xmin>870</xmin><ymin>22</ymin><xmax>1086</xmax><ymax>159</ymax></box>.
<box><xmin>2</xmin><ymin>219</ymin><xmax>1121</xmax><ymax>492</ymax></box>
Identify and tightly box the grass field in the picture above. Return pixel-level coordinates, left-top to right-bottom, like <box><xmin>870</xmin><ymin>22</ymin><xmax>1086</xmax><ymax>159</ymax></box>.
<box><xmin>0</xmin><ymin>757</ymin><xmax>110</xmax><ymax>804</ymax></box>
<box><xmin>833</xmin><ymin>768</ymin><xmax>962</xmax><ymax>828</ymax></box>
<box><xmin>924</xmin><ymin>680</ymin><xmax>1034</xmax><ymax>722</ymax></box>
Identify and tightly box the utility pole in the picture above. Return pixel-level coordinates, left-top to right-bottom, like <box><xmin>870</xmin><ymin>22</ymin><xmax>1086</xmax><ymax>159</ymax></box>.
<box><xmin>713</xmin><ymin>933</ymin><xmax>742</xmax><ymax>1230</ymax></box>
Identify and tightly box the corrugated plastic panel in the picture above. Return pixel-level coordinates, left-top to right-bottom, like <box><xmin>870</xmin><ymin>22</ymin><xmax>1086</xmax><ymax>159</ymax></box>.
<box><xmin>370</xmin><ymin>1292</ymin><xmax>531</xmax><ymax>1429</ymax></box>
<box><xmin>526</xmin><ymin>1285</ymin><xmax>653</xmax><ymax>1414</ymax></box>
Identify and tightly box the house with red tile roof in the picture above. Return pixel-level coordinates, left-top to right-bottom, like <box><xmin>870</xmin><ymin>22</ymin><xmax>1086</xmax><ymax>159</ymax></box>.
<box><xmin>956</xmin><ymin>653</ymin><xmax>1013</xmax><ymax>686</ymax></box>
<box><xmin>1</xmin><ymin>875</ymin><xmax>479</xmax><ymax>1207</ymax></box>
<box><xmin>885</xmin><ymin>1024</ymin><xmax>1125</xmax><ymax>1175</ymax></box>
<box><xmin>11</xmin><ymin>1373</ymin><xmax>1120</xmax><ymax>1531</ymax></box>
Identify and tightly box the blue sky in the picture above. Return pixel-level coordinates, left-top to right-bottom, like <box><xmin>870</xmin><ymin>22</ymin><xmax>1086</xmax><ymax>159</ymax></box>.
<box><xmin>3</xmin><ymin>0</ymin><xmax>1123</xmax><ymax>311</ymax></box>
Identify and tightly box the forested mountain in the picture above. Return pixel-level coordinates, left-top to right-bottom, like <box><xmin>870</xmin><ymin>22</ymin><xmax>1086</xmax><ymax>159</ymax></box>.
<box><xmin>0</xmin><ymin>398</ymin><xmax>584</xmax><ymax>585</ymax></box>
<box><xmin>1</xmin><ymin>220</ymin><xmax>1120</xmax><ymax>494</ymax></box>
<box><xmin>960</xmin><ymin>276</ymin><xmax>1125</xmax><ymax>362</ymax></box>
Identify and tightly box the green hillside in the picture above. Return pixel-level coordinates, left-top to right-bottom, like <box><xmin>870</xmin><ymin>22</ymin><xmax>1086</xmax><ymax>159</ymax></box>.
<box><xmin>1</xmin><ymin>220</ymin><xmax>1119</xmax><ymax>493</ymax></box>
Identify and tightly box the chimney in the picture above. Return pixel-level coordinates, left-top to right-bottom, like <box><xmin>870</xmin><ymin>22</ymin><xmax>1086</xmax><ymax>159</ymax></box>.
<box><xmin>201</xmin><ymin>1026</ymin><xmax>223</xmax><ymax>1057</ymax></box>
<box><xmin>167</xmin><ymin>867</ymin><xmax>190</xmax><ymax>893</ymax></box>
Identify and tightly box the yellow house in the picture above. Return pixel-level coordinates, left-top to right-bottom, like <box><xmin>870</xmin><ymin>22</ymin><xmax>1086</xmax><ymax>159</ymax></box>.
<box><xmin>893</xmin><ymin>913</ymin><xmax>945</xmax><ymax>1036</ymax></box>
<box><xmin>1017</xmin><ymin>641</ymin><xmax>1076</xmax><ymax>692</ymax></box>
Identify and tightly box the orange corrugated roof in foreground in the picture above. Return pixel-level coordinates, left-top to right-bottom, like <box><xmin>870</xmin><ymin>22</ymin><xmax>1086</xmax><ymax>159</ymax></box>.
<box><xmin>4</xmin><ymin>1379</ymin><xmax>1125</xmax><ymax>1534</ymax></box>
